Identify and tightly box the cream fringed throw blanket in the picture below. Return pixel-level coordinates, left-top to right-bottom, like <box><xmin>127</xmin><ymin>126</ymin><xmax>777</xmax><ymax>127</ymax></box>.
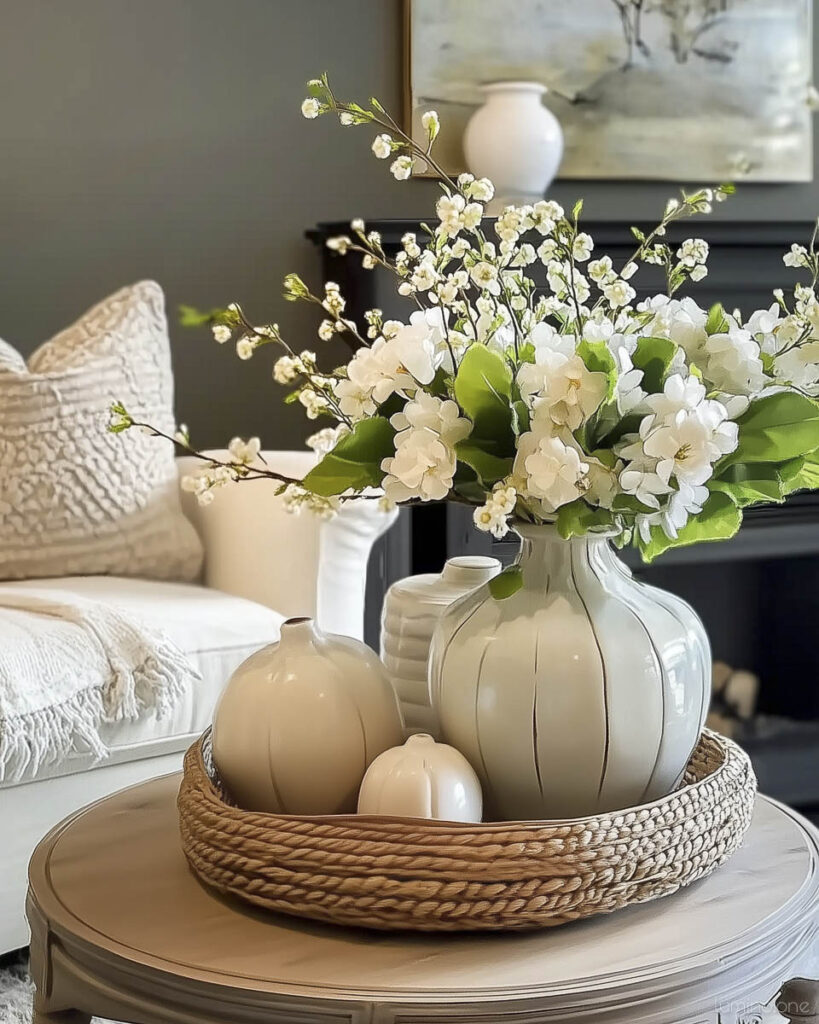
<box><xmin>0</xmin><ymin>587</ymin><xmax>200</xmax><ymax>783</ymax></box>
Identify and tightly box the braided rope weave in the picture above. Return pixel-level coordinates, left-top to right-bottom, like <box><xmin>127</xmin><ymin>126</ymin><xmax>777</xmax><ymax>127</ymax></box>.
<box><xmin>178</xmin><ymin>729</ymin><xmax>756</xmax><ymax>932</ymax></box>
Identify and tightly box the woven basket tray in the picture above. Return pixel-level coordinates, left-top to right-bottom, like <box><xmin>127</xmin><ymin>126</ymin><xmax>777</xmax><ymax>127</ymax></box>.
<box><xmin>178</xmin><ymin>728</ymin><xmax>756</xmax><ymax>932</ymax></box>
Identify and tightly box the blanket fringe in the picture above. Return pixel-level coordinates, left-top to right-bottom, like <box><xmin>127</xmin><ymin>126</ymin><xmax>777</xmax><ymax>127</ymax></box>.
<box><xmin>0</xmin><ymin>686</ymin><xmax>109</xmax><ymax>785</ymax></box>
<box><xmin>0</xmin><ymin>588</ymin><xmax>201</xmax><ymax>785</ymax></box>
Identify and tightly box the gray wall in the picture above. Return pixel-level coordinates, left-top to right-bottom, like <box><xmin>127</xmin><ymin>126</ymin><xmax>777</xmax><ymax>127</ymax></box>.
<box><xmin>2</xmin><ymin>0</ymin><xmax>818</xmax><ymax>447</ymax></box>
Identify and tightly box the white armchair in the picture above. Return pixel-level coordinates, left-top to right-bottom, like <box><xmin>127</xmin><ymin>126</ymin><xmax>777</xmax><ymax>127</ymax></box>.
<box><xmin>0</xmin><ymin>452</ymin><xmax>395</xmax><ymax>953</ymax></box>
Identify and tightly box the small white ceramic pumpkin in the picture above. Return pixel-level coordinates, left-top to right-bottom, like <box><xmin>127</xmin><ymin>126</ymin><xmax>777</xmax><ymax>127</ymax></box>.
<box><xmin>212</xmin><ymin>617</ymin><xmax>404</xmax><ymax>814</ymax></box>
<box><xmin>357</xmin><ymin>733</ymin><xmax>483</xmax><ymax>822</ymax></box>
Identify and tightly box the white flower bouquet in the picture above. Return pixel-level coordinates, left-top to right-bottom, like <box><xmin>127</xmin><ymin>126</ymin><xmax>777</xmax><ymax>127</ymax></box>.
<box><xmin>112</xmin><ymin>75</ymin><xmax>819</xmax><ymax>569</ymax></box>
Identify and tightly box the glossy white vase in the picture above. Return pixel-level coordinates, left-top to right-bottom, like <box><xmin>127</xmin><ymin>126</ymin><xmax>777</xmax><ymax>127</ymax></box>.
<box><xmin>212</xmin><ymin>617</ymin><xmax>404</xmax><ymax>814</ymax></box>
<box><xmin>380</xmin><ymin>556</ymin><xmax>501</xmax><ymax>734</ymax></box>
<box><xmin>464</xmin><ymin>81</ymin><xmax>564</xmax><ymax>213</ymax></box>
<box><xmin>358</xmin><ymin>733</ymin><xmax>483</xmax><ymax>822</ymax></box>
<box><xmin>429</xmin><ymin>525</ymin><xmax>710</xmax><ymax>821</ymax></box>
<box><xmin>179</xmin><ymin>450</ymin><xmax>398</xmax><ymax>641</ymax></box>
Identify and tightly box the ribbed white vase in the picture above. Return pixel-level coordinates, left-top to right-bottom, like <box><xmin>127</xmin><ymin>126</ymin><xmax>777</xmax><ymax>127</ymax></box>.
<box><xmin>429</xmin><ymin>524</ymin><xmax>710</xmax><ymax>821</ymax></box>
<box><xmin>380</xmin><ymin>556</ymin><xmax>501</xmax><ymax>734</ymax></box>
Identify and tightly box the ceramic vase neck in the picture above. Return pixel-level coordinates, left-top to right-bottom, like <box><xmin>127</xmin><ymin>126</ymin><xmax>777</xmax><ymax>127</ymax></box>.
<box><xmin>480</xmin><ymin>81</ymin><xmax>547</xmax><ymax>107</ymax></box>
<box><xmin>278</xmin><ymin>616</ymin><xmax>320</xmax><ymax>650</ymax></box>
<box><xmin>441</xmin><ymin>556</ymin><xmax>500</xmax><ymax>587</ymax></box>
<box><xmin>513</xmin><ymin>523</ymin><xmax>619</xmax><ymax>589</ymax></box>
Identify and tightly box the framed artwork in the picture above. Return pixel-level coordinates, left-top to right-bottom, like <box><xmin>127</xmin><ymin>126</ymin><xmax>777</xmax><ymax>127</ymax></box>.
<box><xmin>404</xmin><ymin>0</ymin><xmax>813</xmax><ymax>182</ymax></box>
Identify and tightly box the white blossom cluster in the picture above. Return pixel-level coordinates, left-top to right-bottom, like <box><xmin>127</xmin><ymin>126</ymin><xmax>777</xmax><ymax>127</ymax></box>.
<box><xmin>301</xmin><ymin>176</ymin><xmax>765</xmax><ymax>548</ymax></box>
<box><xmin>126</xmin><ymin>79</ymin><xmax>818</xmax><ymax>560</ymax></box>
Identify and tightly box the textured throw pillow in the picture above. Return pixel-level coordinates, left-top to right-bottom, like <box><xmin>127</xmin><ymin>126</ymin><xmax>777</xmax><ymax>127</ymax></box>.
<box><xmin>0</xmin><ymin>280</ymin><xmax>203</xmax><ymax>582</ymax></box>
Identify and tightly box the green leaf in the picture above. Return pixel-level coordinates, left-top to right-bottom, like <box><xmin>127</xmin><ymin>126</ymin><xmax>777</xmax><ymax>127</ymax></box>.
<box><xmin>577</xmin><ymin>339</ymin><xmax>617</xmax><ymax>403</ymax></box>
<box><xmin>451</xmin><ymin>461</ymin><xmax>484</xmax><ymax>501</ymax></box>
<box><xmin>282</xmin><ymin>273</ymin><xmax>310</xmax><ymax>300</ymax></box>
<box><xmin>376</xmin><ymin>392</ymin><xmax>406</xmax><ymax>419</ymax></box>
<box><xmin>612</xmin><ymin>493</ymin><xmax>657</xmax><ymax>514</ymax></box>
<box><xmin>632</xmin><ymin>336</ymin><xmax>678</xmax><ymax>394</ymax></box>
<box><xmin>639</xmin><ymin>491</ymin><xmax>741</xmax><ymax>563</ymax></box>
<box><xmin>779</xmin><ymin>456</ymin><xmax>805</xmax><ymax>483</ymax></box>
<box><xmin>489</xmin><ymin>566</ymin><xmax>523</xmax><ymax>600</ymax></box>
<box><xmin>178</xmin><ymin>304</ymin><xmax>234</xmax><ymax>328</ymax></box>
<box><xmin>455</xmin><ymin>441</ymin><xmax>513</xmax><ymax>486</ymax></box>
<box><xmin>727</xmin><ymin>393</ymin><xmax>819</xmax><ymax>465</ymax></box>
<box><xmin>705</xmin><ymin>303</ymin><xmax>729</xmax><ymax>336</ymax></box>
<box><xmin>517</xmin><ymin>342</ymin><xmax>536</xmax><ymax>364</ymax></box>
<box><xmin>709</xmin><ymin>463</ymin><xmax>785</xmax><ymax>506</ymax></box>
<box><xmin>556</xmin><ymin>500</ymin><xmax>616</xmax><ymax>540</ymax></box>
<box><xmin>597</xmin><ymin>412</ymin><xmax>643</xmax><ymax>448</ymax></box>
<box><xmin>512</xmin><ymin>398</ymin><xmax>530</xmax><ymax>435</ymax></box>
<box><xmin>572</xmin><ymin>198</ymin><xmax>584</xmax><ymax>220</ymax></box>
<box><xmin>427</xmin><ymin>366</ymin><xmax>451</xmax><ymax>399</ymax></box>
<box><xmin>453</xmin><ymin>480</ymin><xmax>487</xmax><ymax>504</ymax></box>
<box><xmin>453</xmin><ymin>345</ymin><xmax>514</xmax><ymax>442</ymax></box>
<box><xmin>779</xmin><ymin>449</ymin><xmax>819</xmax><ymax>493</ymax></box>
<box><xmin>301</xmin><ymin>417</ymin><xmax>395</xmax><ymax>496</ymax></box>
<box><xmin>590</xmin><ymin>447</ymin><xmax>618</xmax><ymax>469</ymax></box>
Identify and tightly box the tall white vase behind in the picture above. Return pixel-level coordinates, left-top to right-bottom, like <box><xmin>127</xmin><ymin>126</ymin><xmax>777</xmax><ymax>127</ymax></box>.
<box><xmin>429</xmin><ymin>525</ymin><xmax>710</xmax><ymax>821</ymax></box>
<box><xmin>179</xmin><ymin>450</ymin><xmax>397</xmax><ymax>641</ymax></box>
<box><xmin>463</xmin><ymin>81</ymin><xmax>563</xmax><ymax>213</ymax></box>
<box><xmin>317</xmin><ymin>498</ymin><xmax>398</xmax><ymax>639</ymax></box>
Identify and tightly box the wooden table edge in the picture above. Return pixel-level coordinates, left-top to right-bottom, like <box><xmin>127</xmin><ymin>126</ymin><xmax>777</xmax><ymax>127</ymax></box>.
<box><xmin>24</xmin><ymin>776</ymin><xmax>819</xmax><ymax>1023</ymax></box>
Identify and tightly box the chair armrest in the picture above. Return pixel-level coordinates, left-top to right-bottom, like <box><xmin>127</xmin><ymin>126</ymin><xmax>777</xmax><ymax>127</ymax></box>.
<box><xmin>177</xmin><ymin>450</ymin><xmax>318</xmax><ymax>614</ymax></box>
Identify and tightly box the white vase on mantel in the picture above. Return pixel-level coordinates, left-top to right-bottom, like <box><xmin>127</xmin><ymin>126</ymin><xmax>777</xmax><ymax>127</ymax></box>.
<box><xmin>380</xmin><ymin>556</ymin><xmax>501</xmax><ymax>735</ymax></box>
<box><xmin>463</xmin><ymin>81</ymin><xmax>564</xmax><ymax>215</ymax></box>
<box><xmin>429</xmin><ymin>524</ymin><xmax>711</xmax><ymax>821</ymax></box>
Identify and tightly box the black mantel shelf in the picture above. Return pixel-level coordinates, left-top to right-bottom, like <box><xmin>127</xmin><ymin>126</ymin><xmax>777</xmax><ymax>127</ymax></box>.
<box><xmin>308</xmin><ymin>219</ymin><xmax>817</xmax><ymax>247</ymax></box>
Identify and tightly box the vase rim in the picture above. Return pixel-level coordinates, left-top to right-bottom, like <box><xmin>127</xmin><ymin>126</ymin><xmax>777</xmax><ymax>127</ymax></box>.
<box><xmin>478</xmin><ymin>79</ymin><xmax>548</xmax><ymax>95</ymax></box>
<box><xmin>442</xmin><ymin>555</ymin><xmax>501</xmax><ymax>584</ymax></box>
<box><xmin>279</xmin><ymin>616</ymin><xmax>318</xmax><ymax>646</ymax></box>
<box><xmin>513</xmin><ymin>521</ymin><xmax>620</xmax><ymax>541</ymax></box>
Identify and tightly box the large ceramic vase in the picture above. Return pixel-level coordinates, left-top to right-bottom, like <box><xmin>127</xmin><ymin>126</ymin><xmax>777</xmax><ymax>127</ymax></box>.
<box><xmin>463</xmin><ymin>81</ymin><xmax>564</xmax><ymax>213</ymax></box>
<box><xmin>429</xmin><ymin>524</ymin><xmax>710</xmax><ymax>821</ymax></box>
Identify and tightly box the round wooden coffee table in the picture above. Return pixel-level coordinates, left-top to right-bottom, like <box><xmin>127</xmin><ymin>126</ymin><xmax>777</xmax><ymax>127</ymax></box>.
<box><xmin>27</xmin><ymin>774</ymin><xmax>819</xmax><ymax>1024</ymax></box>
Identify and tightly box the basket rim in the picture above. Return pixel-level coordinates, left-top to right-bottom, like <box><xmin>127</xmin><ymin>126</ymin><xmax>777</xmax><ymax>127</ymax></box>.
<box><xmin>193</xmin><ymin>727</ymin><xmax>749</xmax><ymax>832</ymax></box>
